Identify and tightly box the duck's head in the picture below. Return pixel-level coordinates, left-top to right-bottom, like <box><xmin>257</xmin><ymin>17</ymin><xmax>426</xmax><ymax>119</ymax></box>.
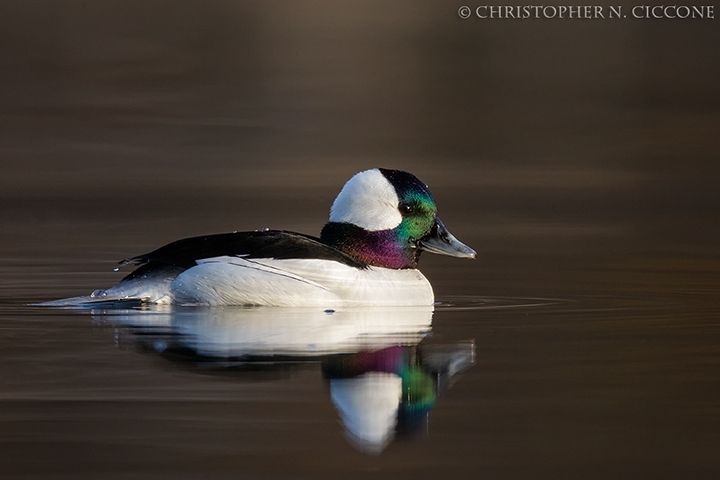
<box><xmin>320</xmin><ymin>168</ymin><xmax>476</xmax><ymax>269</ymax></box>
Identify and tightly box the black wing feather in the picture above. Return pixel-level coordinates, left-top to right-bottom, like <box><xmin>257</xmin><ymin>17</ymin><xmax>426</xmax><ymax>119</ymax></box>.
<box><xmin>119</xmin><ymin>230</ymin><xmax>367</xmax><ymax>270</ymax></box>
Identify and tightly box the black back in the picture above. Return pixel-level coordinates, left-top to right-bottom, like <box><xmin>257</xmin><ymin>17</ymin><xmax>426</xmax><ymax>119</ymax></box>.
<box><xmin>119</xmin><ymin>230</ymin><xmax>367</xmax><ymax>271</ymax></box>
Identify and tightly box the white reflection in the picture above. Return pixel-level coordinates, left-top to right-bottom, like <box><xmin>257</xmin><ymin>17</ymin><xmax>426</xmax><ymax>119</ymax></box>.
<box><xmin>92</xmin><ymin>305</ymin><xmax>433</xmax><ymax>356</ymax></box>
<box><xmin>88</xmin><ymin>305</ymin><xmax>473</xmax><ymax>454</ymax></box>
<box><xmin>331</xmin><ymin>372</ymin><xmax>402</xmax><ymax>454</ymax></box>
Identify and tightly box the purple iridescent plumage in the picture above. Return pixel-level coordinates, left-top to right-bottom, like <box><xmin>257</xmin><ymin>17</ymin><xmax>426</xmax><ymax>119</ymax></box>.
<box><xmin>320</xmin><ymin>223</ymin><xmax>420</xmax><ymax>269</ymax></box>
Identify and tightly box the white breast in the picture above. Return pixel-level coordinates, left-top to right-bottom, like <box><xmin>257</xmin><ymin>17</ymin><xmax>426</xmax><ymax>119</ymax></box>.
<box><xmin>169</xmin><ymin>256</ymin><xmax>435</xmax><ymax>307</ymax></box>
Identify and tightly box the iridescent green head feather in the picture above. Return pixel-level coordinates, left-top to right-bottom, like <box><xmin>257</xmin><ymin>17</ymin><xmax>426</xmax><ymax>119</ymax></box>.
<box><xmin>378</xmin><ymin>168</ymin><xmax>437</xmax><ymax>247</ymax></box>
<box><xmin>321</xmin><ymin>168</ymin><xmax>475</xmax><ymax>269</ymax></box>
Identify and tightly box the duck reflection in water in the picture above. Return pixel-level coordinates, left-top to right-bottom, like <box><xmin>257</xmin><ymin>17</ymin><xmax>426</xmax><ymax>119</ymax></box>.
<box><xmin>323</xmin><ymin>343</ymin><xmax>473</xmax><ymax>453</ymax></box>
<box><xmin>90</xmin><ymin>304</ymin><xmax>474</xmax><ymax>453</ymax></box>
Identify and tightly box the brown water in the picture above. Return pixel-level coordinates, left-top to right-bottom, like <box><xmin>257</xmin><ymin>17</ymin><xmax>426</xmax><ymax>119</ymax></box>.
<box><xmin>1</xmin><ymin>2</ymin><xmax>720</xmax><ymax>478</ymax></box>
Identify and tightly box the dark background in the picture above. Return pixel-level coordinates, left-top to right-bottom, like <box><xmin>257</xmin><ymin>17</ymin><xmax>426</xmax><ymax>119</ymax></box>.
<box><xmin>2</xmin><ymin>1</ymin><xmax>719</xmax><ymax>300</ymax></box>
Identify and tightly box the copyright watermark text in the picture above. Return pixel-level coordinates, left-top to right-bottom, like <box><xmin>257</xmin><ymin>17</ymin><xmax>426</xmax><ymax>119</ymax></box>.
<box><xmin>457</xmin><ymin>5</ymin><xmax>715</xmax><ymax>19</ymax></box>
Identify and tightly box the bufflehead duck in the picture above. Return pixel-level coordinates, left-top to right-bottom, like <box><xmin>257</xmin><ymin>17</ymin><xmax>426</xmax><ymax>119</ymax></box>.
<box><xmin>44</xmin><ymin>168</ymin><xmax>475</xmax><ymax>307</ymax></box>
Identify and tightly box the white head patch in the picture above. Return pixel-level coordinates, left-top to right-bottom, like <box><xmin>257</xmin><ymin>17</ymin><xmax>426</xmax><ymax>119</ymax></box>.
<box><xmin>329</xmin><ymin>169</ymin><xmax>402</xmax><ymax>231</ymax></box>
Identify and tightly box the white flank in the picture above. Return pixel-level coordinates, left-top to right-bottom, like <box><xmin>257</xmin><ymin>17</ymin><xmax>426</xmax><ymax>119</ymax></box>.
<box><xmin>170</xmin><ymin>256</ymin><xmax>434</xmax><ymax>307</ymax></box>
<box><xmin>329</xmin><ymin>169</ymin><xmax>402</xmax><ymax>231</ymax></box>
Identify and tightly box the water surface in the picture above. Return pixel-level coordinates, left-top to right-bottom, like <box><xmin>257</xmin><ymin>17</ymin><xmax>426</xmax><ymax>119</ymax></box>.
<box><xmin>2</xmin><ymin>188</ymin><xmax>719</xmax><ymax>478</ymax></box>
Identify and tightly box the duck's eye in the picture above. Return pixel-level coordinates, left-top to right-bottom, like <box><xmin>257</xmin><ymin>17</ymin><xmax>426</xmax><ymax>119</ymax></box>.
<box><xmin>399</xmin><ymin>203</ymin><xmax>414</xmax><ymax>215</ymax></box>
